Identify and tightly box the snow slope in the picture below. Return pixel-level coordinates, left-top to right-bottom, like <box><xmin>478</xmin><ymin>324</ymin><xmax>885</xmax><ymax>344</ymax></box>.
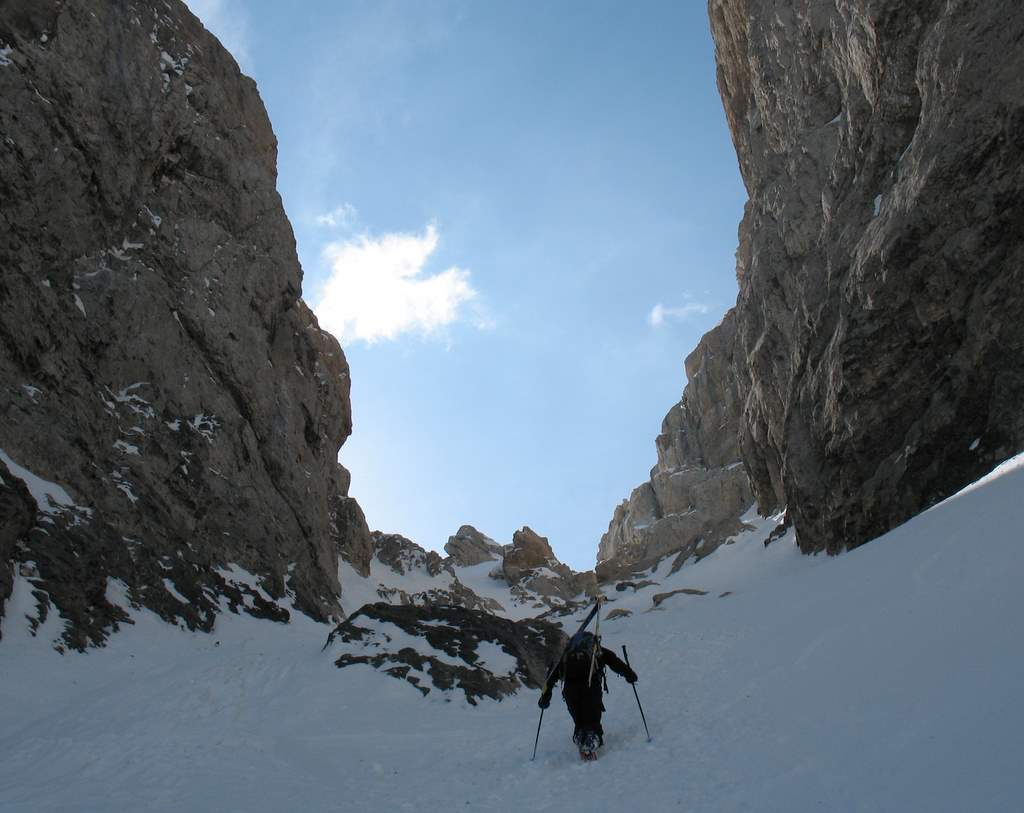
<box><xmin>2</xmin><ymin>455</ymin><xmax>1024</xmax><ymax>811</ymax></box>
<box><xmin>337</xmin><ymin>555</ymin><xmax>551</xmax><ymax>621</ymax></box>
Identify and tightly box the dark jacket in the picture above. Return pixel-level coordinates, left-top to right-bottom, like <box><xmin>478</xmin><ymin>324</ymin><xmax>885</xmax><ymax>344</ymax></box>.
<box><xmin>541</xmin><ymin>645</ymin><xmax>637</xmax><ymax>735</ymax></box>
<box><xmin>547</xmin><ymin>646</ymin><xmax>634</xmax><ymax>691</ymax></box>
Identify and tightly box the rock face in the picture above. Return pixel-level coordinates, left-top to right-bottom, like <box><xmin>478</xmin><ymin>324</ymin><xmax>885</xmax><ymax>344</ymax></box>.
<box><xmin>601</xmin><ymin>2</ymin><xmax>1024</xmax><ymax>569</ymax></box>
<box><xmin>709</xmin><ymin>0</ymin><xmax>1024</xmax><ymax>553</ymax></box>
<box><xmin>352</xmin><ymin>531</ymin><xmax>504</xmax><ymax>614</ymax></box>
<box><xmin>0</xmin><ymin>0</ymin><xmax>369</xmax><ymax>648</ymax></box>
<box><xmin>502</xmin><ymin>527</ymin><xmax>556</xmax><ymax>580</ymax></box>
<box><xmin>0</xmin><ymin>460</ymin><xmax>35</xmax><ymax>637</ymax></box>
<box><xmin>374</xmin><ymin>532</ymin><xmax>446</xmax><ymax>578</ymax></box>
<box><xmin>501</xmin><ymin>526</ymin><xmax>582</xmax><ymax>601</ymax></box>
<box><xmin>443</xmin><ymin>525</ymin><xmax>503</xmax><ymax>567</ymax></box>
<box><xmin>324</xmin><ymin>603</ymin><xmax>567</xmax><ymax>704</ymax></box>
<box><xmin>597</xmin><ymin>313</ymin><xmax>754</xmax><ymax>580</ymax></box>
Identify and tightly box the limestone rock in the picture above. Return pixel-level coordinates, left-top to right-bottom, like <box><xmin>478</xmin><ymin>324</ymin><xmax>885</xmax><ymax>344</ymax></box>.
<box><xmin>373</xmin><ymin>532</ymin><xmax>447</xmax><ymax>578</ymax></box>
<box><xmin>359</xmin><ymin>531</ymin><xmax>505</xmax><ymax>614</ymax></box>
<box><xmin>651</xmin><ymin>588</ymin><xmax>708</xmax><ymax>609</ymax></box>
<box><xmin>330</xmin><ymin>493</ymin><xmax>374</xmax><ymax>579</ymax></box>
<box><xmin>614</xmin><ymin>580</ymin><xmax>658</xmax><ymax>593</ymax></box>
<box><xmin>0</xmin><ymin>460</ymin><xmax>35</xmax><ymax>638</ymax></box>
<box><xmin>366</xmin><ymin>578</ymin><xmax>506</xmax><ymax>616</ymax></box>
<box><xmin>709</xmin><ymin>0</ymin><xmax>1024</xmax><ymax>553</ymax></box>
<box><xmin>324</xmin><ymin>603</ymin><xmax>567</xmax><ymax>704</ymax></box>
<box><xmin>501</xmin><ymin>526</ymin><xmax>580</xmax><ymax>602</ymax></box>
<box><xmin>574</xmin><ymin>570</ymin><xmax>600</xmax><ymax>597</ymax></box>
<box><xmin>0</xmin><ymin>0</ymin><xmax>367</xmax><ymax>647</ymax></box>
<box><xmin>502</xmin><ymin>527</ymin><xmax>556</xmax><ymax>579</ymax></box>
<box><xmin>597</xmin><ymin>313</ymin><xmax>754</xmax><ymax>581</ymax></box>
<box><xmin>656</xmin><ymin>310</ymin><xmax>745</xmax><ymax>472</ymax></box>
<box><xmin>443</xmin><ymin>525</ymin><xmax>503</xmax><ymax>567</ymax></box>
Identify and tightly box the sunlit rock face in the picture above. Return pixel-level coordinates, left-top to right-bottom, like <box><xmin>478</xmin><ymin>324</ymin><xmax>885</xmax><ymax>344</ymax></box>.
<box><xmin>443</xmin><ymin>525</ymin><xmax>503</xmax><ymax>567</ymax></box>
<box><xmin>710</xmin><ymin>0</ymin><xmax>1024</xmax><ymax>553</ymax></box>
<box><xmin>597</xmin><ymin>312</ymin><xmax>754</xmax><ymax>581</ymax></box>
<box><xmin>0</xmin><ymin>0</ymin><xmax>369</xmax><ymax>648</ymax></box>
<box><xmin>500</xmin><ymin>526</ymin><xmax>583</xmax><ymax>602</ymax></box>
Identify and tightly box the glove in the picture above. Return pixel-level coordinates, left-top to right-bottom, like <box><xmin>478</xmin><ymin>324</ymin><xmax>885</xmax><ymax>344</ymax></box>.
<box><xmin>625</xmin><ymin>668</ymin><xmax>638</xmax><ymax>684</ymax></box>
<box><xmin>538</xmin><ymin>690</ymin><xmax>551</xmax><ymax>709</ymax></box>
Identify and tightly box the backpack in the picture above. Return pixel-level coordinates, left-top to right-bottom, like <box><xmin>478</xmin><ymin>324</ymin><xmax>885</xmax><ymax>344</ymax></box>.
<box><xmin>562</xmin><ymin>631</ymin><xmax>604</xmax><ymax>687</ymax></box>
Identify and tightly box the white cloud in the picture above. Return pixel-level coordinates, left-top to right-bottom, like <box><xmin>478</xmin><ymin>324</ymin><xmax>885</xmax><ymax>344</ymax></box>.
<box><xmin>648</xmin><ymin>300</ymin><xmax>713</xmax><ymax>327</ymax></box>
<box><xmin>315</xmin><ymin>203</ymin><xmax>359</xmax><ymax>229</ymax></box>
<box><xmin>183</xmin><ymin>0</ymin><xmax>253</xmax><ymax>73</ymax></box>
<box><xmin>314</xmin><ymin>224</ymin><xmax>484</xmax><ymax>345</ymax></box>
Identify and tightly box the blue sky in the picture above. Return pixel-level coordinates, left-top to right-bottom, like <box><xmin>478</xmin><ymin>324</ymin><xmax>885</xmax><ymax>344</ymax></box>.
<box><xmin>185</xmin><ymin>0</ymin><xmax>745</xmax><ymax>570</ymax></box>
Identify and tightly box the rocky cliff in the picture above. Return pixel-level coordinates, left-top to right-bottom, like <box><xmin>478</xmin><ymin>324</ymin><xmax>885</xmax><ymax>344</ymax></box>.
<box><xmin>710</xmin><ymin>0</ymin><xmax>1024</xmax><ymax>553</ymax></box>
<box><xmin>0</xmin><ymin>0</ymin><xmax>370</xmax><ymax>648</ymax></box>
<box><xmin>600</xmin><ymin>1</ymin><xmax>1024</xmax><ymax>572</ymax></box>
<box><xmin>597</xmin><ymin>312</ymin><xmax>755</xmax><ymax>580</ymax></box>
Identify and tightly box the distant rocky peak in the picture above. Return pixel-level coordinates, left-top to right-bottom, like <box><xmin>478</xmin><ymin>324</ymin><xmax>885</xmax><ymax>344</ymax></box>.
<box><xmin>505</xmin><ymin>526</ymin><xmax>557</xmax><ymax>570</ymax></box>
<box><xmin>443</xmin><ymin>524</ymin><xmax>503</xmax><ymax>567</ymax></box>
<box><xmin>372</xmin><ymin>531</ymin><xmax>447</xmax><ymax>578</ymax></box>
<box><xmin>496</xmin><ymin>526</ymin><xmax>586</xmax><ymax>604</ymax></box>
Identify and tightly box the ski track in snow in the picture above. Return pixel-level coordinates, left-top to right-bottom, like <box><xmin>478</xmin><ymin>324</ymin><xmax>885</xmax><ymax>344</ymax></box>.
<box><xmin>2</xmin><ymin>456</ymin><xmax>1024</xmax><ymax>811</ymax></box>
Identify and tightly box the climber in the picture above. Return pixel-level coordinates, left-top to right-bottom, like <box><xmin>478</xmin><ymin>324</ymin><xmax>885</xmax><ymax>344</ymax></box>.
<box><xmin>538</xmin><ymin>631</ymin><xmax>637</xmax><ymax>759</ymax></box>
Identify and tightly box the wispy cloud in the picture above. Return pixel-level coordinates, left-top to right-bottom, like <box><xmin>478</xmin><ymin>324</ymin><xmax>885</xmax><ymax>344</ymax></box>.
<box><xmin>183</xmin><ymin>0</ymin><xmax>253</xmax><ymax>74</ymax></box>
<box><xmin>315</xmin><ymin>203</ymin><xmax>359</xmax><ymax>230</ymax></box>
<box><xmin>314</xmin><ymin>224</ymin><xmax>487</xmax><ymax>345</ymax></box>
<box><xmin>648</xmin><ymin>300</ymin><xmax>713</xmax><ymax>327</ymax></box>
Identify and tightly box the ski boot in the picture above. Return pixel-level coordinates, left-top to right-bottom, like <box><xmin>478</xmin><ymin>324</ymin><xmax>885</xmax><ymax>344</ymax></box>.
<box><xmin>575</xmin><ymin>729</ymin><xmax>600</xmax><ymax>761</ymax></box>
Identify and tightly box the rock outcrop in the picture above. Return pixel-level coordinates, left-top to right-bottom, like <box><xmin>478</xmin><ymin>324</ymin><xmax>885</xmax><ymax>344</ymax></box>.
<box><xmin>0</xmin><ymin>0</ymin><xmax>369</xmax><ymax>648</ymax></box>
<box><xmin>501</xmin><ymin>526</ymin><xmax>582</xmax><ymax>602</ymax></box>
<box><xmin>340</xmin><ymin>525</ymin><xmax>594</xmax><ymax>619</ymax></box>
<box><xmin>597</xmin><ymin>313</ymin><xmax>754</xmax><ymax>580</ymax></box>
<box><xmin>443</xmin><ymin>525</ymin><xmax>503</xmax><ymax>567</ymax></box>
<box><xmin>353</xmin><ymin>531</ymin><xmax>504</xmax><ymax>614</ymax></box>
<box><xmin>501</xmin><ymin>527</ymin><xmax>556</xmax><ymax>581</ymax></box>
<box><xmin>0</xmin><ymin>460</ymin><xmax>35</xmax><ymax>637</ymax></box>
<box><xmin>709</xmin><ymin>0</ymin><xmax>1024</xmax><ymax>553</ymax></box>
<box><xmin>374</xmin><ymin>532</ymin><xmax>446</xmax><ymax>578</ymax></box>
<box><xmin>324</xmin><ymin>603</ymin><xmax>567</xmax><ymax>704</ymax></box>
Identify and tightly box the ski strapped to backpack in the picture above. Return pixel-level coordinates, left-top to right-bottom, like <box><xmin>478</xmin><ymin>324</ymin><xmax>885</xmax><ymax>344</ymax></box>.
<box><xmin>587</xmin><ymin>599</ymin><xmax>602</xmax><ymax>687</ymax></box>
<box><xmin>541</xmin><ymin>596</ymin><xmax>605</xmax><ymax>691</ymax></box>
<box><xmin>562</xmin><ymin>631</ymin><xmax>602</xmax><ymax>687</ymax></box>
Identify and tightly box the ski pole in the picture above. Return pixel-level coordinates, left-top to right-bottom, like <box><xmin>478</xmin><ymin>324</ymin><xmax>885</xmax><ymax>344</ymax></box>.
<box><xmin>530</xmin><ymin>706</ymin><xmax>545</xmax><ymax>761</ymax></box>
<box><xmin>622</xmin><ymin>645</ymin><xmax>652</xmax><ymax>742</ymax></box>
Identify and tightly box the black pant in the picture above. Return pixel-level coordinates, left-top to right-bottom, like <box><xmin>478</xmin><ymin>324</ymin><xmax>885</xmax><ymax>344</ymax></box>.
<box><xmin>563</xmin><ymin>681</ymin><xmax>605</xmax><ymax>744</ymax></box>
